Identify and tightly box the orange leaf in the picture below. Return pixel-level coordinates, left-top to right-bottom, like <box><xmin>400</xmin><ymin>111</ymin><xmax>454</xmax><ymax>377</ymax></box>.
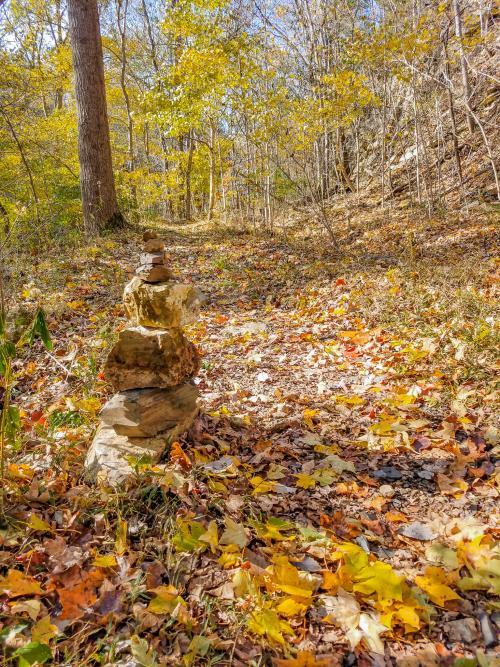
<box><xmin>0</xmin><ymin>570</ymin><xmax>45</xmax><ymax>598</ymax></box>
<box><xmin>58</xmin><ymin>569</ymin><xmax>104</xmax><ymax>621</ymax></box>
<box><xmin>169</xmin><ymin>442</ymin><xmax>192</xmax><ymax>470</ymax></box>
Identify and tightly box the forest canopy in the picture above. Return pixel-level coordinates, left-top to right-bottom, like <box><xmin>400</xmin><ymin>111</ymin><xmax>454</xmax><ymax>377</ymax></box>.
<box><xmin>0</xmin><ymin>0</ymin><xmax>498</xmax><ymax>245</ymax></box>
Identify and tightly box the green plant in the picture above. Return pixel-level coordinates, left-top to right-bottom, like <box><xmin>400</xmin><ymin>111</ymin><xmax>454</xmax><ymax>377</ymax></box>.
<box><xmin>0</xmin><ymin>306</ymin><xmax>52</xmax><ymax>516</ymax></box>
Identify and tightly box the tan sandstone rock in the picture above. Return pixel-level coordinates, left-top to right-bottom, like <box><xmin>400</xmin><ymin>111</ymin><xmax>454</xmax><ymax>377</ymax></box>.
<box><xmin>104</xmin><ymin>326</ymin><xmax>200</xmax><ymax>391</ymax></box>
<box><xmin>135</xmin><ymin>264</ymin><xmax>174</xmax><ymax>283</ymax></box>
<box><xmin>85</xmin><ymin>415</ymin><xmax>194</xmax><ymax>485</ymax></box>
<box><xmin>123</xmin><ymin>276</ymin><xmax>203</xmax><ymax>329</ymax></box>
<box><xmin>100</xmin><ymin>384</ymin><xmax>198</xmax><ymax>437</ymax></box>
<box><xmin>144</xmin><ymin>238</ymin><xmax>165</xmax><ymax>253</ymax></box>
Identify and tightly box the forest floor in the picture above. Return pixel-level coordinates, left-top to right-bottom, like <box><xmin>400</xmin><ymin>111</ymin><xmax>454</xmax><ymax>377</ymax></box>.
<box><xmin>1</xmin><ymin>201</ymin><xmax>499</xmax><ymax>666</ymax></box>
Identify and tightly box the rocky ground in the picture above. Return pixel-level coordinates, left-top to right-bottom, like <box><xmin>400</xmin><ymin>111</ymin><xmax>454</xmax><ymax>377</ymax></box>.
<box><xmin>0</xmin><ymin>205</ymin><xmax>499</xmax><ymax>666</ymax></box>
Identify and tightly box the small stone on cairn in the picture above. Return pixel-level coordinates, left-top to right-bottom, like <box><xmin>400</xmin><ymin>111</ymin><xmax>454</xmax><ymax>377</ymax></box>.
<box><xmin>85</xmin><ymin>232</ymin><xmax>204</xmax><ymax>485</ymax></box>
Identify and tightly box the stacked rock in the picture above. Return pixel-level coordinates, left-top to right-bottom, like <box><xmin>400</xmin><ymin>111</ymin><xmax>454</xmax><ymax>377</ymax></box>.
<box><xmin>85</xmin><ymin>232</ymin><xmax>203</xmax><ymax>485</ymax></box>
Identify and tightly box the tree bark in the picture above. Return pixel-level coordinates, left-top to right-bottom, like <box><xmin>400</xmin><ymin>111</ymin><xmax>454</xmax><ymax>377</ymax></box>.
<box><xmin>67</xmin><ymin>0</ymin><xmax>124</xmax><ymax>234</ymax></box>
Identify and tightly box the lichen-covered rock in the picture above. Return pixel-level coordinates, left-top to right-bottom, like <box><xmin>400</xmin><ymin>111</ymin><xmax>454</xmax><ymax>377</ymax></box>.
<box><xmin>123</xmin><ymin>276</ymin><xmax>203</xmax><ymax>329</ymax></box>
<box><xmin>104</xmin><ymin>326</ymin><xmax>200</xmax><ymax>391</ymax></box>
<box><xmin>100</xmin><ymin>384</ymin><xmax>198</xmax><ymax>437</ymax></box>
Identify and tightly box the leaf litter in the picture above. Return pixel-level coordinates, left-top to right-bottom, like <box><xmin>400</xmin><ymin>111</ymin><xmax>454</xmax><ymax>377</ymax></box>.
<box><xmin>0</xmin><ymin>219</ymin><xmax>499</xmax><ymax>665</ymax></box>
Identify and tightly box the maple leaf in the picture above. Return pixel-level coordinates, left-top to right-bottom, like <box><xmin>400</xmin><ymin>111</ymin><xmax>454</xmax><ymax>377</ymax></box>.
<box><xmin>57</xmin><ymin>569</ymin><xmax>104</xmax><ymax>621</ymax></box>
<box><xmin>220</xmin><ymin>517</ymin><xmax>249</xmax><ymax>549</ymax></box>
<box><xmin>352</xmin><ymin>560</ymin><xmax>405</xmax><ymax>603</ymax></box>
<box><xmin>0</xmin><ymin>570</ymin><xmax>44</xmax><ymax>598</ymax></box>
<box><xmin>247</xmin><ymin>607</ymin><xmax>294</xmax><ymax>645</ymax></box>
<box><xmin>295</xmin><ymin>472</ymin><xmax>317</xmax><ymax>489</ymax></box>
<box><xmin>147</xmin><ymin>585</ymin><xmax>181</xmax><ymax>614</ymax></box>
<box><xmin>415</xmin><ymin>566</ymin><xmax>462</xmax><ymax>607</ymax></box>
<box><xmin>274</xmin><ymin>650</ymin><xmax>335</xmax><ymax>666</ymax></box>
<box><xmin>348</xmin><ymin>612</ymin><xmax>389</xmax><ymax>654</ymax></box>
<box><xmin>31</xmin><ymin>615</ymin><xmax>58</xmax><ymax>644</ymax></box>
<box><xmin>276</xmin><ymin>597</ymin><xmax>308</xmax><ymax>617</ymax></box>
<box><xmin>250</xmin><ymin>475</ymin><xmax>277</xmax><ymax>494</ymax></box>
<box><xmin>267</xmin><ymin>556</ymin><xmax>316</xmax><ymax>599</ymax></box>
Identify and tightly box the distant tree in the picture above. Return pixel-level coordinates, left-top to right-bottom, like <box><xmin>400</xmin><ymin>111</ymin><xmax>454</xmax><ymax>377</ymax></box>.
<box><xmin>67</xmin><ymin>0</ymin><xmax>124</xmax><ymax>234</ymax></box>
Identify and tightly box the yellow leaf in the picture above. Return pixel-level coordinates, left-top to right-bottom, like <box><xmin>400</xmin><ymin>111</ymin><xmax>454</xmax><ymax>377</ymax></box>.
<box><xmin>147</xmin><ymin>585</ymin><xmax>180</xmax><ymax>615</ymax></box>
<box><xmin>93</xmin><ymin>554</ymin><xmax>118</xmax><ymax>568</ymax></box>
<box><xmin>303</xmin><ymin>408</ymin><xmax>320</xmax><ymax>430</ymax></box>
<box><xmin>268</xmin><ymin>556</ymin><xmax>315</xmax><ymax>600</ymax></box>
<box><xmin>274</xmin><ymin>651</ymin><xmax>334</xmax><ymax>666</ymax></box>
<box><xmin>220</xmin><ymin>518</ymin><xmax>248</xmax><ymax>549</ymax></box>
<box><xmin>250</xmin><ymin>475</ymin><xmax>277</xmax><ymax>494</ymax></box>
<box><xmin>0</xmin><ymin>570</ymin><xmax>44</xmax><ymax>598</ymax></box>
<box><xmin>31</xmin><ymin>615</ymin><xmax>58</xmax><ymax>643</ymax></box>
<box><xmin>28</xmin><ymin>514</ymin><xmax>53</xmax><ymax>533</ymax></box>
<box><xmin>415</xmin><ymin>566</ymin><xmax>462</xmax><ymax>607</ymax></box>
<box><xmin>294</xmin><ymin>473</ymin><xmax>317</xmax><ymax>489</ymax></box>
<box><xmin>10</xmin><ymin>599</ymin><xmax>41</xmax><ymax>621</ymax></box>
<box><xmin>199</xmin><ymin>520</ymin><xmax>219</xmax><ymax>554</ymax></box>
<box><xmin>247</xmin><ymin>608</ymin><xmax>294</xmax><ymax>645</ymax></box>
<box><xmin>276</xmin><ymin>598</ymin><xmax>308</xmax><ymax>617</ymax></box>
<box><xmin>115</xmin><ymin>518</ymin><xmax>128</xmax><ymax>556</ymax></box>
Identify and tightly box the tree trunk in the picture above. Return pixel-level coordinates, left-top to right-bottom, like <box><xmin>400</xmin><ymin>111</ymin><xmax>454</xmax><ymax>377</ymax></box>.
<box><xmin>67</xmin><ymin>0</ymin><xmax>124</xmax><ymax>235</ymax></box>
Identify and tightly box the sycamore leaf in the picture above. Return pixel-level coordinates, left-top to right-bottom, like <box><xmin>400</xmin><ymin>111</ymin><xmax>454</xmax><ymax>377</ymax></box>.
<box><xmin>199</xmin><ymin>520</ymin><xmax>219</xmax><ymax>553</ymax></box>
<box><xmin>0</xmin><ymin>570</ymin><xmax>44</xmax><ymax>598</ymax></box>
<box><xmin>247</xmin><ymin>608</ymin><xmax>294</xmax><ymax>645</ymax></box>
<box><xmin>220</xmin><ymin>518</ymin><xmax>249</xmax><ymax>549</ymax></box>
<box><xmin>415</xmin><ymin>566</ymin><xmax>462</xmax><ymax>606</ymax></box>
<box><xmin>348</xmin><ymin>612</ymin><xmax>389</xmax><ymax>654</ymax></box>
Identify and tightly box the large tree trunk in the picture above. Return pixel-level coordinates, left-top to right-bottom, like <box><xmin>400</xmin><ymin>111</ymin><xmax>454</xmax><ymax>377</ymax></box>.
<box><xmin>67</xmin><ymin>0</ymin><xmax>124</xmax><ymax>234</ymax></box>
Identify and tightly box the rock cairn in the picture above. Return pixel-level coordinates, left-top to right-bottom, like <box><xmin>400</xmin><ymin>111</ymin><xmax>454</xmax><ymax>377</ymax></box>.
<box><xmin>85</xmin><ymin>231</ymin><xmax>204</xmax><ymax>484</ymax></box>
